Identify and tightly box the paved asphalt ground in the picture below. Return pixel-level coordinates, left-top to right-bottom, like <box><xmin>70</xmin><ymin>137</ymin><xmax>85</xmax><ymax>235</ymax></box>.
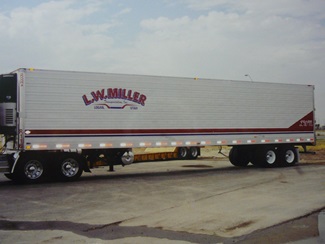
<box><xmin>0</xmin><ymin>153</ymin><xmax>324</xmax><ymax>243</ymax></box>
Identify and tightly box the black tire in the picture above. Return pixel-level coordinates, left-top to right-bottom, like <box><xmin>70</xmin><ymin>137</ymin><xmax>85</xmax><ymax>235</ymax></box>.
<box><xmin>178</xmin><ymin>147</ymin><xmax>188</xmax><ymax>159</ymax></box>
<box><xmin>56</xmin><ymin>154</ymin><xmax>83</xmax><ymax>181</ymax></box>
<box><xmin>13</xmin><ymin>154</ymin><xmax>46</xmax><ymax>183</ymax></box>
<box><xmin>188</xmin><ymin>147</ymin><xmax>199</xmax><ymax>159</ymax></box>
<box><xmin>4</xmin><ymin>173</ymin><xmax>14</xmax><ymax>180</ymax></box>
<box><xmin>278</xmin><ymin>146</ymin><xmax>298</xmax><ymax>167</ymax></box>
<box><xmin>57</xmin><ymin>155</ymin><xmax>83</xmax><ymax>181</ymax></box>
<box><xmin>252</xmin><ymin>146</ymin><xmax>278</xmax><ymax>168</ymax></box>
<box><xmin>229</xmin><ymin>147</ymin><xmax>250</xmax><ymax>167</ymax></box>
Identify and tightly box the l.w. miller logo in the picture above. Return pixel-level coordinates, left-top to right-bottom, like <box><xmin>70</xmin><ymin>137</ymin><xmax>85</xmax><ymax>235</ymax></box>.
<box><xmin>82</xmin><ymin>88</ymin><xmax>147</xmax><ymax>110</ymax></box>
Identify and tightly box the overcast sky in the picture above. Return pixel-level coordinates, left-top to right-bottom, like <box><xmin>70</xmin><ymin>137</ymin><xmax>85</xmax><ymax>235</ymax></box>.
<box><xmin>1</xmin><ymin>0</ymin><xmax>325</xmax><ymax>124</ymax></box>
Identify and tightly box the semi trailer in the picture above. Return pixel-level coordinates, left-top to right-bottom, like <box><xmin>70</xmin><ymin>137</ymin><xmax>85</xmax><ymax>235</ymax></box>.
<box><xmin>0</xmin><ymin>68</ymin><xmax>315</xmax><ymax>183</ymax></box>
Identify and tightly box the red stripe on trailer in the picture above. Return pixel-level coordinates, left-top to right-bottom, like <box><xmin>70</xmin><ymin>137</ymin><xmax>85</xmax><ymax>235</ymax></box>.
<box><xmin>26</xmin><ymin>111</ymin><xmax>314</xmax><ymax>136</ymax></box>
<box><xmin>288</xmin><ymin>111</ymin><xmax>314</xmax><ymax>131</ymax></box>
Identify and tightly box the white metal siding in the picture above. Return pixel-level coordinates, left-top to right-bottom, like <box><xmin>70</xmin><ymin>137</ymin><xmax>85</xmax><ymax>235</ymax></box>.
<box><xmin>18</xmin><ymin>69</ymin><xmax>315</xmax><ymax>150</ymax></box>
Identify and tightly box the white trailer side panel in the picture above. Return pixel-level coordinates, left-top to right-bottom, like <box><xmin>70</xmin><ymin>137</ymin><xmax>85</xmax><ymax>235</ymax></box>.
<box><xmin>17</xmin><ymin>69</ymin><xmax>314</xmax><ymax>150</ymax></box>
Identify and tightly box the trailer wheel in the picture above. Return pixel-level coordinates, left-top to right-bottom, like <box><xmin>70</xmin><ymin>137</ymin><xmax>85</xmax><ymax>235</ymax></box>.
<box><xmin>229</xmin><ymin>147</ymin><xmax>250</xmax><ymax>167</ymax></box>
<box><xmin>188</xmin><ymin>147</ymin><xmax>199</xmax><ymax>159</ymax></box>
<box><xmin>121</xmin><ymin>151</ymin><xmax>134</xmax><ymax>165</ymax></box>
<box><xmin>13</xmin><ymin>154</ymin><xmax>46</xmax><ymax>183</ymax></box>
<box><xmin>4</xmin><ymin>173</ymin><xmax>14</xmax><ymax>180</ymax></box>
<box><xmin>252</xmin><ymin>146</ymin><xmax>278</xmax><ymax>167</ymax></box>
<box><xmin>178</xmin><ymin>147</ymin><xmax>188</xmax><ymax>159</ymax></box>
<box><xmin>57</xmin><ymin>154</ymin><xmax>83</xmax><ymax>181</ymax></box>
<box><xmin>279</xmin><ymin>146</ymin><xmax>297</xmax><ymax>166</ymax></box>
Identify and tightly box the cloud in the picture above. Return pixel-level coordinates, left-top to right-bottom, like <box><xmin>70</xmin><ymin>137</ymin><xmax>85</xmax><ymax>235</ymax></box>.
<box><xmin>0</xmin><ymin>0</ymin><xmax>116</xmax><ymax>71</ymax></box>
<box><xmin>113</xmin><ymin>8</ymin><xmax>132</xmax><ymax>17</ymax></box>
<box><xmin>179</xmin><ymin>0</ymin><xmax>235</xmax><ymax>11</ymax></box>
<box><xmin>1</xmin><ymin>0</ymin><xmax>323</xmax><ymax>80</ymax></box>
<box><xmin>122</xmin><ymin>5</ymin><xmax>325</xmax><ymax>82</ymax></box>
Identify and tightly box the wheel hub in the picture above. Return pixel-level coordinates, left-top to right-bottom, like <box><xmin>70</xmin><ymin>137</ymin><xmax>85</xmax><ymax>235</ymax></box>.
<box><xmin>285</xmin><ymin>150</ymin><xmax>295</xmax><ymax>163</ymax></box>
<box><xmin>266</xmin><ymin>150</ymin><xmax>276</xmax><ymax>164</ymax></box>
<box><xmin>62</xmin><ymin>159</ymin><xmax>78</xmax><ymax>177</ymax></box>
<box><xmin>24</xmin><ymin>160</ymin><xmax>43</xmax><ymax>180</ymax></box>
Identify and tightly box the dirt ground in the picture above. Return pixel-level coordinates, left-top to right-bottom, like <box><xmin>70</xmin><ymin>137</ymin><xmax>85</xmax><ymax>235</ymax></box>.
<box><xmin>300</xmin><ymin>149</ymin><xmax>325</xmax><ymax>162</ymax></box>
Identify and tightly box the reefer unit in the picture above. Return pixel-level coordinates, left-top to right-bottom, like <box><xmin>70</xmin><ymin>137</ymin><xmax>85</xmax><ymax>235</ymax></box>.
<box><xmin>0</xmin><ymin>68</ymin><xmax>315</xmax><ymax>183</ymax></box>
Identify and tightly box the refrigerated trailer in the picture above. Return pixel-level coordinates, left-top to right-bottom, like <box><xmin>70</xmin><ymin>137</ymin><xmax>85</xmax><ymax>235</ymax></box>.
<box><xmin>0</xmin><ymin>68</ymin><xmax>315</xmax><ymax>183</ymax></box>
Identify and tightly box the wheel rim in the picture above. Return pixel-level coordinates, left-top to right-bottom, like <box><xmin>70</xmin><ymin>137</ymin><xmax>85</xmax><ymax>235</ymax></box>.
<box><xmin>190</xmin><ymin>147</ymin><xmax>198</xmax><ymax>158</ymax></box>
<box><xmin>24</xmin><ymin>160</ymin><xmax>43</xmax><ymax>180</ymax></box>
<box><xmin>179</xmin><ymin>148</ymin><xmax>187</xmax><ymax>158</ymax></box>
<box><xmin>121</xmin><ymin>151</ymin><xmax>134</xmax><ymax>165</ymax></box>
<box><xmin>285</xmin><ymin>150</ymin><xmax>295</xmax><ymax>164</ymax></box>
<box><xmin>61</xmin><ymin>158</ymin><xmax>79</xmax><ymax>177</ymax></box>
<box><xmin>266</xmin><ymin>150</ymin><xmax>276</xmax><ymax>164</ymax></box>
